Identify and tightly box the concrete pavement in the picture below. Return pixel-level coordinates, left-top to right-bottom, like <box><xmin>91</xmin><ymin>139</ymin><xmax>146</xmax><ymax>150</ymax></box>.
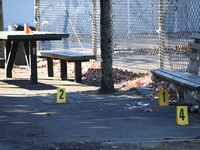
<box><xmin>0</xmin><ymin>67</ymin><xmax>200</xmax><ymax>149</ymax></box>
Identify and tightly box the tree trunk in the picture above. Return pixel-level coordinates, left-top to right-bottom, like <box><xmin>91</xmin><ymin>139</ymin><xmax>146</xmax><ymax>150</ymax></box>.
<box><xmin>99</xmin><ymin>0</ymin><xmax>116</xmax><ymax>93</ymax></box>
<box><xmin>0</xmin><ymin>0</ymin><xmax>3</xmax><ymax>58</ymax></box>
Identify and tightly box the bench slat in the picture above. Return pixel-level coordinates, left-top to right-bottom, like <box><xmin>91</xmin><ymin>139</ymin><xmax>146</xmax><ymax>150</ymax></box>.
<box><xmin>151</xmin><ymin>69</ymin><xmax>200</xmax><ymax>89</ymax></box>
<box><xmin>192</xmin><ymin>33</ymin><xmax>200</xmax><ymax>40</ymax></box>
<box><xmin>185</xmin><ymin>51</ymin><xmax>200</xmax><ymax>60</ymax></box>
<box><xmin>159</xmin><ymin>69</ymin><xmax>200</xmax><ymax>84</ymax></box>
<box><xmin>38</xmin><ymin>50</ymin><xmax>96</xmax><ymax>61</ymax></box>
<box><xmin>153</xmin><ymin>69</ymin><xmax>200</xmax><ymax>84</ymax></box>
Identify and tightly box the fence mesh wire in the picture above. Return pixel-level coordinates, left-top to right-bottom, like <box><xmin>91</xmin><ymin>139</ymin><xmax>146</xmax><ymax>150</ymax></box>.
<box><xmin>35</xmin><ymin>0</ymin><xmax>200</xmax><ymax>73</ymax></box>
<box><xmin>36</xmin><ymin>0</ymin><xmax>94</xmax><ymax>53</ymax></box>
<box><xmin>160</xmin><ymin>0</ymin><xmax>200</xmax><ymax>71</ymax></box>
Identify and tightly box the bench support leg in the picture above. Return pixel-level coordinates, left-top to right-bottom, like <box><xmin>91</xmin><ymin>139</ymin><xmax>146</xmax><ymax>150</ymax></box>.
<box><xmin>177</xmin><ymin>90</ymin><xmax>196</xmax><ymax>105</ymax></box>
<box><xmin>74</xmin><ymin>61</ymin><xmax>82</xmax><ymax>83</ymax></box>
<box><xmin>47</xmin><ymin>58</ymin><xmax>53</xmax><ymax>77</ymax></box>
<box><xmin>60</xmin><ymin>59</ymin><xmax>67</xmax><ymax>80</ymax></box>
<box><xmin>191</xmin><ymin>90</ymin><xmax>200</xmax><ymax>113</ymax></box>
<box><xmin>177</xmin><ymin>91</ymin><xmax>184</xmax><ymax>105</ymax></box>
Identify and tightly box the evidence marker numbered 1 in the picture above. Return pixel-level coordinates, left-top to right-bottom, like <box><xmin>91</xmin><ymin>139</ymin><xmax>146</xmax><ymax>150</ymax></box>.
<box><xmin>57</xmin><ymin>88</ymin><xmax>66</xmax><ymax>103</ymax></box>
<box><xmin>176</xmin><ymin>106</ymin><xmax>189</xmax><ymax>126</ymax></box>
<box><xmin>158</xmin><ymin>89</ymin><xmax>169</xmax><ymax>106</ymax></box>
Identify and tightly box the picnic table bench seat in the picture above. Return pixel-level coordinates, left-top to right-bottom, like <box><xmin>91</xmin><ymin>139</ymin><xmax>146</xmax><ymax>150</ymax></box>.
<box><xmin>38</xmin><ymin>50</ymin><xmax>96</xmax><ymax>83</ymax></box>
<box><xmin>150</xmin><ymin>33</ymin><xmax>200</xmax><ymax>113</ymax></box>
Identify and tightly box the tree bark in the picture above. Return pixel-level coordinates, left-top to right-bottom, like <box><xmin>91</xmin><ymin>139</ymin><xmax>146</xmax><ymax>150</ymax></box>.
<box><xmin>99</xmin><ymin>0</ymin><xmax>116</xmax><ymax>93</ymax></box>
<box><xmin>0</xmin><ymin>0</ymin><xmax>4</xmax><ymax>58</ymax></box>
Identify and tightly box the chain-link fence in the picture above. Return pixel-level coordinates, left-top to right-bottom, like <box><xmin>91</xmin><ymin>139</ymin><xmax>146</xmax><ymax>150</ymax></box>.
<box><xmin>35</xmin><ymin>0</ymin><xmax>200</xmax><ymax>73</ymax></box>
<box><xmin>159</xmin><ymin>0</ymin><xmax>200</xmax><ymax>71</ymax></box>
<box><xmin>35</xmin><ymin>0</ymin><xmax>95</xmax><ymax>53</ymax></box>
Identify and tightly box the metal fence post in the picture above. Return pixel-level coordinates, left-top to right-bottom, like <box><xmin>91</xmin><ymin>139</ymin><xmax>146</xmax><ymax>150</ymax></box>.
<box><xmin>158</xmin><ymin>0</ymin><xmax>165</xmax><ymax>69</ymax></box>
<box><xmin>34</xmin><ymin>0</ymin><xmax>40</xmax><ymax>51</ymax></box>
<box><xmin>92</xmin><ymin>0</ymin><xmax>98</xmax><ymax>58</ymax></box>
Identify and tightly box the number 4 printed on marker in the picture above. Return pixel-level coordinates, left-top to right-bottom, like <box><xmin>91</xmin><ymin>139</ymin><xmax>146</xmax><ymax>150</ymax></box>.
<box><xmin>179</xmin><ymin>109</ymin><xmax>185</xmax><ymax>121</ymax></box>
<box><xmin>176</xmin><ymin>106</ymin><xmax>189</xmax><ymax>126</ymax></box>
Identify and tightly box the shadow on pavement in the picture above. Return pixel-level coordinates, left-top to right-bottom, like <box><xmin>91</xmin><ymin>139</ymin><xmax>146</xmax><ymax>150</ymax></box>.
<box><xmin>1</xmin><ymin>79</ymin><xmax>56</xmax><ymax>90</ymax></box>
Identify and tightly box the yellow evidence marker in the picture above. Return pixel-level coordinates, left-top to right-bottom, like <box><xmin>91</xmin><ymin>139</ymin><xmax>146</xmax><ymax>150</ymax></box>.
<box><xmin>176</xmin><ymin>106</ymin><xmax>189</xmax><ymax>126</ymax></box>
<box><xmin>57</xmin><ymin>88</ymin><xmax>66</xmax><ymax>103</ymax></box>
<box><xmin>158</xmin><ymin>89</ymin><xmax>169</xmax><ymax>106</ymax></box>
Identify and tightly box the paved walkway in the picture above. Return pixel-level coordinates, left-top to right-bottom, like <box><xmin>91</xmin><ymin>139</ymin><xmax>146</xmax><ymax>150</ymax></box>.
<box><xmin>0</xmin><ymin>67</ymin><xmax>200</xmax><ymax>149</ymax></box>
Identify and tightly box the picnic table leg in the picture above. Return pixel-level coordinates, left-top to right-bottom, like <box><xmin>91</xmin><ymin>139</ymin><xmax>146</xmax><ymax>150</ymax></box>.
<box><xmin>74</xmin><ymin>61</ymin><xmax>82</xmax><ymax>83</ymax></box>
<box><xmin>23</xmin><ymin>41</ymin><xmax>30</xmax><ymax>66</ymax></box>
<box><xmin>60</xmin><ymin>59</ymin><xmax>67</xmax><ymax>80</ymax></box>
<box><xmin>29</xmin><ymin>41</ymin><xmax>37</xmax><ymax>84</ymax></box>
<box><xmin>5</xmin><ymin>40</ymin><xmax>19</xmax><ymax>78</ymax></box>
<box><xmin>47</xmin><ymin>57</ymin><xmax>53</xmax><ymax>77</ymax></box>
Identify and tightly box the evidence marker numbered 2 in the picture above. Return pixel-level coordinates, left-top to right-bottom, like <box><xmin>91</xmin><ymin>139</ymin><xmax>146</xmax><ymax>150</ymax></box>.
<box><xmin>57</xmin><ymin>88</ymin><xmax>67</xmax><ymax>103</ymax></box>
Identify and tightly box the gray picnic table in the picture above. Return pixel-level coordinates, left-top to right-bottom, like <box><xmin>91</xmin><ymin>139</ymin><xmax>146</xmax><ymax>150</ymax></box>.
<box><xmin>0</xmin><ymin>31</ymin><xmax>69</xmax><ymax>84</ymax></box>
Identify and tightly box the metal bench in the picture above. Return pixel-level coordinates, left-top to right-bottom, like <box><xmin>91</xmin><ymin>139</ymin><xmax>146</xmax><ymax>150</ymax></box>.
<box><xmin>151</xmin><ymin>33</ymin><xmax>200</xmax><ymax>113</ymax></box>
<box><xmin>38</xmin><ymin>50</ymin><xmax>96</xmax><ymax>83</ymax></box>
